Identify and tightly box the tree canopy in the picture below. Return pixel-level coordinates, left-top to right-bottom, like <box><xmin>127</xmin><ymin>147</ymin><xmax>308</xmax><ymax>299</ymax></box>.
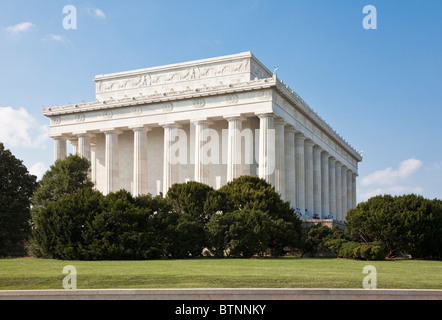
<box><xmin>345</xmin><ymin>194</ymin><xmax>442</xmax><ymax>259</ymax></box>
<box><xmin>0</xmin><ymin>143</ymin><xmax>37</xmax><ymax>256</ymax></box>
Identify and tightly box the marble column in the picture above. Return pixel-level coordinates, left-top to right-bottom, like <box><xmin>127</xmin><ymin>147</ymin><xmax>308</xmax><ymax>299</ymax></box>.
<box><xmin>329</xmin><ymin>157</ymin><xmax>336</xmax><ymax>219</ymax></box>
<box><xmin>163</xmin><ymin>123</ymin><xmax>180</xmax><ymax>195</ymax></box>
<box><xmin>321</xmin><ymin>151</ymin><xmax>330</xmax><ymax>219</ymax></box>
<box><xmin>295</xmin><ymin>133</ymin><xmax>306</xmax><ymax>215</ymax></box>
<box><xmin>352</xmin><ymin>173</ymin><xmax>357</xmax><ymax>209</ymax></box>
<box><xmin>103</xmin><ymin>129</ymin><xmax>122</xmax><ymax>195</ymax></box>
<box><xmin>341</xmin><ymin>165</ymin><xmax>348</xmax><ymax>219</ymax></box>
<box><xmin>69</xmin><ymin>138</ymin><xmax>78</xmax><ymax>156</ymax></box>
<box><xmin>226</xmin><ymin>116</ymin><xmax>245</xmax><ymax>182</ymax></box>
<box><xmin>274</xmin><ymin>119</ymin><xmax>285</xmax><ymax>200</ymax></box>
<box><xmin>132</xmin><ymin>126</ymin><xmax>150</xmax><ymax>197</ymax></box>
<box><xmin>258</xmin><ymin>114</ymin><xmax>275</xmax><ymax>186</ymax></box>
<box><xmin>77</xmin><ymin>133</ymin><xmax>92</xmax><ymax>162</ymax></box>
<box><xmin>313</xmin><ymin>145</ymin><xmax>322</xmax><ymax>217</ymax></box>
<box><xmin>285</xmin><ymin>127</ymin><xmax>296</xmax><ymax>207</ymax></box>
<box><xmin>90</xmin><ymin>142</ymin><xmax>97</xmax><ymax>186</ymax></box>
<box><xmin>347</xmin><ymin>169</ymin><xmax>353</xmax><ymax>213</ymax></box>
<box><xmin>304</xmin><ymin>139</ymin><xmax>314</xmax><ymax>216</ymax></box>
<box><xmin>335</xmin><ymin>161</ymin><xmax>342</xmax><ymax>221</ymax></box>
<box><xmin>53</xmin><ymin>136</ymin><xmax>67</xmax><ymax>162</ymax></box>
<box><xmin>194</xmin><ymin>119</ymin><xmax>212</xmax><ymax>184</ymax></box>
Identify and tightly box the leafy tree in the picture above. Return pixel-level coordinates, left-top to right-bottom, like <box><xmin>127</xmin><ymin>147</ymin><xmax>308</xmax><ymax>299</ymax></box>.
<box><xmin>345</xmin><ymin>194</ymin><xmax>442</xmax><ymax>259</ymax></box>
<box><xmin>28</xmin><ymin>155</ymin><xmax>94</xmax><ymax>257</ymax></box>
<box><xmin>162</xmin><ymin>181</ymin><xmax>221</xmax><ymax>258</ymax></box>
<box><xmin>84</xmin><ymin>190</ymin><xmax>162</xmax><ymax>260</ymax></box>
<box><xmin>166</xmin><ymin>181</ymin><xmax>218</xmax><ymax>224</ymax></box>
<box><xmin>0</xmin><ymin>143</ymin><xmax>37</xmax><ymax>256</ymax></box>
<box><xmin>207</xmin><ymin>209</ymin><xmax>273</xmax><ymax>258</ymax></box>
<box><xmin>155</xmin><ymin>210</ymin><xmax>207</xmax><ymax>258</ymax></box>
<box><xmin>215</xmin><ymin>176</ymin><xmax>302</xmax><ymax>256</ymax></box>
<box><xmin>30</xmin><ymin>187</ymin><xmax>103</xmax><ymax>259</ymax></box>
<box><xmin>31</xmin><ymin>155</ymin><xmax>93</xmax><ymax>208</ymax></box>
<box><xmin>323</xmin><ymin>239</ymin><xmax>386</xmax><ymax>260</ymax></box>
<box><xmin>302</xmin><ymin>225</ymin><xmax>347</xmax><ymax>257</ymax></box>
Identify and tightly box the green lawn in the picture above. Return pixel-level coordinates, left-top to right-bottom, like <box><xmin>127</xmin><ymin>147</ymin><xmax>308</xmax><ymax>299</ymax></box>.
<box><xmin>0</xmin><ymin>257</ymin><xmax>441</xmax><ymax>290</ymax></box>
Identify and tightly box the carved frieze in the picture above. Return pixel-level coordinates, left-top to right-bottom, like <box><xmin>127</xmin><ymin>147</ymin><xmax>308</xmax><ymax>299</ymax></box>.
<box><xmin>95</xmin><ymin>59</ymin><xmax>251</xmax><ymax>95</ymax></box>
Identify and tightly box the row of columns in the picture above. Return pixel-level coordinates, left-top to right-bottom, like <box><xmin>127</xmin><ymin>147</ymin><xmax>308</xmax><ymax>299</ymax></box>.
<box><xmin>53</xmin><ymin>113</ymin><xmax>357</xmax><ymax>220</ymax></box>
<box><xmin>52</xmin><ymin>116</ymin><xmax>250</xmax><ymax>197</ymax></box>
<box><xmin>257</xmin><ymin>113</ymin><xmax>357</xmax><ymax>220</ymax></box>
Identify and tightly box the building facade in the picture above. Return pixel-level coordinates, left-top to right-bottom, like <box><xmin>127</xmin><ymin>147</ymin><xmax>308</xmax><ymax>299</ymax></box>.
<box><xmin>42</xmin><ymin>52</ymin><xmax>362</xmax><ymax>221</ymax></box>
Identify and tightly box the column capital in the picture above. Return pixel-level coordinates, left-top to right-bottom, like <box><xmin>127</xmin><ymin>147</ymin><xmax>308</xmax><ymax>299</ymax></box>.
<box><xmin>74</xmin><ymin>131</ymin><xmax>96</xmax><ymax>139</ymax></box>
<box><xmin>160</xmin><ymin>122</ymin><xmax>182</xmax><ymax>129</ymax></box>
<box><xmin>285</xmin><ymin>126</ymin><xmax>298</xmax><ymax>134</ymax></box>
<box><xmin>224</xmin><ymin>115</ymin><xmax>247</xmax><ymax>122</ymax></box>
<box><xmin>192</xmin><ymin>118</ymin><xmax>213</xmax><ymax>126</ymax></box>
<box><xmin>50</xmin><ymin>133</ymin><xmax>67</xmax><ymax>140</ymax></box>
<box><xmin>321</xmin><ymin>150</ymin><xmax>331</xmax><ymax>158</ymax></box>
<box><xmin>100</xmin><ymin>128</ymin><xmax>124</xmax><ymax>135</ymax></box>
<box><xmin>256</xmin><ymin>112</ymin><xmax>274</xmax><ymax>119</ymax></box>
<box><xmin>313</xmin><ymin>144</ymin><xmax>322</xmax><ymax>152</ymax></box>
<box><xmin>295</xmin><ymin>132</ymin><xmax>306</xmax><ymax>140</ymax></box>
<box><xmin>274</xmin><ymin>117</ymin><xmax>286</xmax><ymax>126</ymax></box>
<box><xmin>130</xmin><ymin>125</ymin><xmax>152</xmax><ymax>132</ymax></box>
<box><xmin>304</xmin><ymin>139</ymin><xmax>315</xmax><ymax>147</ymax></box>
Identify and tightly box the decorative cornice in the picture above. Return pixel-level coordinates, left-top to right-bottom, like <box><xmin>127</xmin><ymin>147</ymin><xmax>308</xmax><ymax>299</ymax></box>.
<box><xmin>41</xmin><ymin>77</ymin><xmax>276</xmax><ymax>116</ymax></box>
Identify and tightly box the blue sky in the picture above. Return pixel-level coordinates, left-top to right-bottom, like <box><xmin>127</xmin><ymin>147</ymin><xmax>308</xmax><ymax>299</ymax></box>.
<box><xmin>1</xmin><ymin>0</ymin><xmax>441</xmax><ymax>203</ymax></box>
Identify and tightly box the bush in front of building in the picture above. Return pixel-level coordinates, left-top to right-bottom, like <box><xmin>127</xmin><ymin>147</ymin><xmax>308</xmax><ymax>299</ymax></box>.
<box><xmin>27</xmin><ymin>157</ymin><xmax>302</xmax><ymax>260</ymax></box>
<box><xmin>345</xmin><ymin>194</ymin><xmax>442</xmax><ymax>259</ymax></box>
<box><xmin>323</xmin><ymin>239</ymin><xmax>386</xmax><ymax>260</ymax></box>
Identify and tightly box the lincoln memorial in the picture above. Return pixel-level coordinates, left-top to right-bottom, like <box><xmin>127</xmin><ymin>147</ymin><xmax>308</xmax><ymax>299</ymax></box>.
<box><xmin>42</xmin><ymin>52</ymin><xmax>362</xmax><ymax>221</ymax></box>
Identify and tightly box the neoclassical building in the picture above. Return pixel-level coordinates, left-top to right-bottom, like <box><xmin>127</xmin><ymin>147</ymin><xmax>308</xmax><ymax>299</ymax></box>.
<box><xmin>42</xmin><ymin>52</ymin><xmax>362</xmax><ymax>221</ymax></box>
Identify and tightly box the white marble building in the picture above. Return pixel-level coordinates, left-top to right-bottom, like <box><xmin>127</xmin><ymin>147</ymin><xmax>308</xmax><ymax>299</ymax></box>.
<box><xmin>42</xmin><ymin>52</ymin><xmax>362</xmax><ymax>221</ymax></box>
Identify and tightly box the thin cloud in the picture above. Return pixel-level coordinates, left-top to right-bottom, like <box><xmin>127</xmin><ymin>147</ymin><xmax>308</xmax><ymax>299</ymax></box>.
<box><xmin>41</xmin><ymin>34</ymin><xmax>73</xmax><ymax>46</ymax></box>
<box><xmin>0</xmin><ymin>106</ymin><xmax>49</xmax><ymax>149</ymax></box>
<box><xmin>29</xmin><ymin>162</ymin><xmax>47</xmax><ymax>180</ymax></box>
<box><xmin>358</xmin><ymin>158</ymin><xmax>424</xmax><ymax>203</ymax></box>
<box><xmin>88</xmin><ymin>8</ymin><xmax>106</xmax><ymax>19</ymax></box>
<box><xmin>361</xmin><ymin>158</ymin><xmax>423</xmax><ymax>186</ymax></box>
<box><xmin>5</xmin><ymin>22</ymin><xmax>35</xmax><ymax>36</ymax></box>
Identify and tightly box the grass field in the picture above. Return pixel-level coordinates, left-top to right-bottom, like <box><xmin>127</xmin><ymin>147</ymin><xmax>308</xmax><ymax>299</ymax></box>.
<box><xmin>0</xmin><ymin>257</ymin><xmax>441</xmax><ymax>290</ymax></box>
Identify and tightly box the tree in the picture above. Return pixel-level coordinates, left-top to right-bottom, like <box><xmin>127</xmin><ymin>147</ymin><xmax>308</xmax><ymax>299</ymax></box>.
<box><xmin>31</xmin><ymin>187</ymin><xmax>103</xmax><ymax>259</ymax></box>
<box><xmin>166</xmin><ymin>181</ymin><xmax>218</xmax><ymax>224</ymax></box>
<box><xmin>0</xmin><ymin>143</ymin><xmax>37</xmax><ymax>256</ymax></box>
<box><xmin>31</xmin><ymin>155</ymin><xmax>93</xmax><ymax>208</ymax></box>
<box><xmin>224</xmin><ymin>209</ymin><xmax>273</xmax><ymax>258</ymax></box>
<box><xmin>215</xmin><ymin>176</ymin><xmax>302</xmax><ymax>256</ymax></box>
<box><xmin>345</xmin><ymin>194</ymin><xmax>442</xmax><ymax>259</ymax></box>
<box><xmin>302</xmin><ymin>225</ymin><xmax>347</xmax><ymax>257</ymax></box>
<box><xmin>84</xmin><ymin>190</ymin><xmax>163</xmax><ymax>260</ymax></box>
<box><xmin>28</xmin><ymin>155</ymin><xmax>93</xmax><ymax>257</ymax></box>
<box><xmin>216</xmin><ymin>176</ymin><xmax>297</xmax><ymax>222</ymax></box>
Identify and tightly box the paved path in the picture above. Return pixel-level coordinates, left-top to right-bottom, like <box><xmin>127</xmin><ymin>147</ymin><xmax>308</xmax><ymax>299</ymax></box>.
<box><xmin>1</xmin><ymin>288</ymin><xmax>441</xmax><ymax>300</ymax></box>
